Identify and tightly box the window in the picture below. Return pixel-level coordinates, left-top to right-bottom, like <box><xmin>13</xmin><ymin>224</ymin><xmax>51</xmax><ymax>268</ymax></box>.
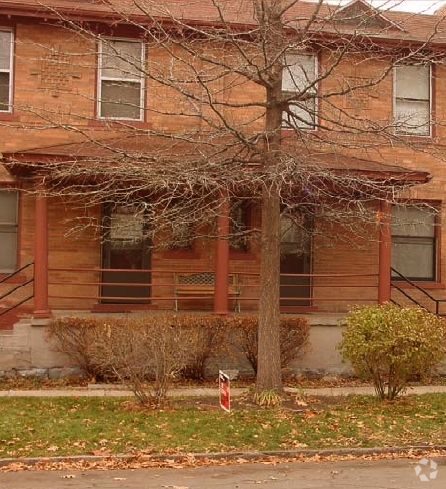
<box><xmin>169</xmin><ymin>221</ymin><xmax>193</xmax><ymax>250</ymax></box>
<box><xmin>98</xmin><ymin>39</ymin><xmax>144</xmax><ymax>120</ymax></box>
<box><xmin>0</xmin><ymin>190</ymin><xmax>18</xmax><ymax>271</ymax></box>
<box><xmin>282</xmin><ymin>53</ymin><xmax>316</xmax><ymax>129</ymax></box>
<box><xmin>394</xmin><ymin>64</ymin><xmax>431</xmax><ymax>136</ymax></box>
<box><xmin>391</xmin><ymin>205</ymin><xmax>437</xmax><ymax>281</ymax></box>
<box><xmin>0</xmin><ymin>29</ymin><xmax>13</xmax><ymax>112</ymax></box>
<box><xmin>229</xmin><ymin>200</ymin><xmax>250</xmax><ymax>251</ymax></box>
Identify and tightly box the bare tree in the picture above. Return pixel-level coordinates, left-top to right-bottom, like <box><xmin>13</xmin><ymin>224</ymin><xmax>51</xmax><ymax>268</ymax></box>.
<box><xmin>3</xmin><ymin>0</ymin><xmax>443</xmax><ymax>394</ymax></box>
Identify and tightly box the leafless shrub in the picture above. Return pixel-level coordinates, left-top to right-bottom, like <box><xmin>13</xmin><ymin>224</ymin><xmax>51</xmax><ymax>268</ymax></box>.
<box><xmin>46</xmin><ymin>316</ymin><xmax>113</xmax><ymax>380</ymax></box>
<box><xmin>227</xmin><ymin>315</ymin><xmax>310</xmax><ymax>374</ymax></box>
<box><xmin>178</xmin><ymin>314</ymin><xmax>227</xmax><ymax>380</ymax></box>
<box><xmin>47</xmin><ymin>314</ymin><xmax>194</xmax><ymax>406</ymax></box>
<box><xmin>95</xmin><ymin>314</ymin><xmax>194</xmax><ymax>406</ymax></box>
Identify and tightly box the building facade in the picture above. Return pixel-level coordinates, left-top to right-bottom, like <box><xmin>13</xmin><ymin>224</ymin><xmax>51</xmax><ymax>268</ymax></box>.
<box><xmin>0</xmin><ymin>0</ymin><xmax>444</xmax><ymax>373</ymax></box>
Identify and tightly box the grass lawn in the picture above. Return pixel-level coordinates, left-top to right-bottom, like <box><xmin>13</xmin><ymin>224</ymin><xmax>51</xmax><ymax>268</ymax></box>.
<box><xmin>0</xmin><ymin>393</ymin><xmax>445</xmax><ymax>458</ymax></box>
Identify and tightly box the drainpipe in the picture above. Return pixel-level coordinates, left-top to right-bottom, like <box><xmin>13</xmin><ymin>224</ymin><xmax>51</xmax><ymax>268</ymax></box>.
<box><xmin>214</xmin><ymin>191</ymin><xmax>230</xmax><ymax>315</ymax></box>
<box><xmin>33</xmin><ymin>178</ymin><xmax>51</xmax><ymax>318</ymax></box>
<box><xmin>378</xmin><ymin>199</ymin><xmax>391</xmax><ymax>304</ymax></box>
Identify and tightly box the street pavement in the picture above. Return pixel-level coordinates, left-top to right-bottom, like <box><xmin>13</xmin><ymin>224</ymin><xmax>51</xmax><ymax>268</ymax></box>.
<box><xmin>1</xmin><ymin>457</ymin><xmax>446</xmax><ymax>488</ymax></box>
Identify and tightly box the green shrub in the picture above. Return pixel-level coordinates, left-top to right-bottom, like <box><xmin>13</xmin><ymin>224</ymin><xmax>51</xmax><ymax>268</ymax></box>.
<box><xmin>339</xmin><ymin>303</ymin><xmax>446</xmax><ymax>400</ymax></box>
<box><xmin>227</xmin><ymin>315</ymin><xmax>310</xmax><ymax>374</ymax></box>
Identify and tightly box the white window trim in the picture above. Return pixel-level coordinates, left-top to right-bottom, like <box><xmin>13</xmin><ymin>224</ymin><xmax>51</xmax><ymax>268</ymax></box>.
<box><xmin>0</xmin><ymin>28</ymin><xmax>13</xmax><ymax>113</ymax></box>
<box><xmin>281</xmin><ymin>53</ymin><xmax>318</xmax><ymax>130</ymax></box>
<box><xmin>393</xmin><ymin>64</ymin><xmax>432</xmax><ymax>137</ymax></box>
<box><xmin>97</xmin><ymin>37</ymin><xmax>145</xmax><ymax>121</ymax></box>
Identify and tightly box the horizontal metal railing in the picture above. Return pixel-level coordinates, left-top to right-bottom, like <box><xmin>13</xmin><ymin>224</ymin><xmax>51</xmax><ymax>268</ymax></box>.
<box><xmin>47</xmin><ymin>266</ymin><xmax>379</xmax><ymax>312</ymax></box>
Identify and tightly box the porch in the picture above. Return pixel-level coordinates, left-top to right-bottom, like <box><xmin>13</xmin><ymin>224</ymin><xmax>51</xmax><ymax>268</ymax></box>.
<box><xmin>0</xmin><ymin>265</ymin><xmax>385</xmax><ymax>322</ymax></box>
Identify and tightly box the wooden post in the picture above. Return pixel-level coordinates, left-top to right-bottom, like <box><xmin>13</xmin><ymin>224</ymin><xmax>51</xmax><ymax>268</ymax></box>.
<box><xmin>378</xmin><ymin>200</ymin><xmax>391</xmax><ymax>304</ymax></box>
<box><xmin>214</xmin><ymin>192</ymin><xmax>230</xmax><ymax>315</ymax></box>
<box><xmin>33</xmin><ymin>178</ymin><xmax>51</xmax><ymax>317</ymax></box>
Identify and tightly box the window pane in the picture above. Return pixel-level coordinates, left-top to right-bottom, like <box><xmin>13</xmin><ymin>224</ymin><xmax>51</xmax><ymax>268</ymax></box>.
<box><xmin>230</xmin><ymin>200</ymin><xmax>248</xmax><ymax>250</ymax></box>
<box><xmin>392</xmin><ymin>206</ymin><xmax>435</xmax><ymax>237</ymax></box>
<box><xmin>282</xmin><ymin>54</ymin><xmax>316</xmax><ymax>129</ymax></box>
<box><xmin>100</xmin><ymin>80</ymin><xmax>141</xmax><ymax>119</ymax></box>
<box><xmin>391</xmin><ymin>205</ymin><xmax>436</xmax><ymax>280</ymax></box>
<box><xmin>170</xmin><ymin>222</ymin><xmax>192</xmax><ymax>249</ymax></box>
<box><xmin>285</xmin><ymin>99</ymin><xmax>315</xmax><ymax>128</ymax></box>
<box><xmin>0</xmin><ymin>191</ymin><xmax>18</xmax><ymax>270</ymax></box>
<box><xmin>395</xmin><ymin>65</ymin><xmax>429</xmax><ymax>100</ymax></box>
<box><xmin>395</xmin><ymin>100</ymin><xmax>430</xmax><ymax>135</ymax></box>
<box><xmin>0</xmin><ymin>31</ymin><xmax>11</xmax><ymax>70</ymax></box>
<box><xmin>282</xmin><ymin>54</ymin><xmax>315</xmax><ymax>92</ymax></box>
<box><xmin>391</xmin><ymin>239</ymin><xmax>434</xmax><ymax>280</ymax></box>
<box><xmin>101</xmin><ymin>40</ymin><xmax>142</xmax><ymax>79</ymax></box>
<box><xmin>0</xmin><ymin>190</ymin><xmax>17</xmax><ymax>224</ymax></box>
<box><xmin>0</xmin><ymin>230</ymin><xmax>17</xmax><ymax>269</ymax></box>
<box><xmin>0</xmin><ymin>72</ymin><xmax>9</xmax><ymax>110</ymax></box>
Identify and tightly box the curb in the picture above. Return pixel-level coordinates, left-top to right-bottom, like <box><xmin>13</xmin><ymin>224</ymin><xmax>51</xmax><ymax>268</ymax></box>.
<box><xmin>1</xmin><ymin>445</ymin><xmax>446</xmax><ymax>468</ymax></box>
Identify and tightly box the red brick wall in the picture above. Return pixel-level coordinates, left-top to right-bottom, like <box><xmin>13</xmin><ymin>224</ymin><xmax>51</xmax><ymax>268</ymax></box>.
<box><xmin>1</xmin><ymin>21</ymin><xmax>445</xmax><ymax>316</ymax></box>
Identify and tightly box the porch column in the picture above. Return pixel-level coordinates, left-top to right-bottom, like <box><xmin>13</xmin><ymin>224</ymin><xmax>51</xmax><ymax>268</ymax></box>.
<box><xmin>378</xmin><ymin>199</ymin><xmax>392</xmax><ymax>304</ymax></box>
<box><xmin>214</xmin><ymin>191</ymin><xmax>230</xmax><ymax>315</ymax></box>
<box><xmin>33</xmin><ymin>178</ymin><xmax>51</xmax><ymax>318</ymax></box>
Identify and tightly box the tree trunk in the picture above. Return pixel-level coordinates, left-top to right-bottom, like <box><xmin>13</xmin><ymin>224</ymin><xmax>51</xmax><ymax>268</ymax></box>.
<box><xmin>255</xmin><ymin>180</ymin><xmax>283</xmax><ymax>393</ymax></box>
<box><xmin>255</xmin><ymin>0</ymin><xmax>284</xmax><ymax>393</ymax></box>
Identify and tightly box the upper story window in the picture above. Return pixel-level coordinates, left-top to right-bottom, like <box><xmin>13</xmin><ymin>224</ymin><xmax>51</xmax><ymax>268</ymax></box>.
<box><xmin>394</xmin><ymin>64</ymin><xmax>431</xmax><ymax>136</ymax></box>
<box><xmin>391</xmin><ymin>204</ymin><xmax>437</xmax><ymax>281</ymax></box>
<box><xmin>281</xmin><ymin>53</ymin><xmax>317</xmax><ymax>129</ymax></box>
<box><xmin>0</xmin><ymin>29</ymin><xmax>13</xmax><ymax>112</ymax></box>
<box><xmin>0</xmin><ymin>190</ymin><xmax>18</xmax><ymax>271</ymax></box>
<box><xmin>98</xmin><ymin>38</ymin><xmax>144</xmax><ymax>120</ymax></box>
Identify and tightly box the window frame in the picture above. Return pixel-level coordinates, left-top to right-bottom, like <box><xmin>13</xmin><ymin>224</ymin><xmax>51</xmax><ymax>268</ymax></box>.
<box><xmin>97</xmin><ymin>37</ymin><xmax>145</xmax><ymax>121</ymax></box>
<box><xmin>393</xmin><ymin>63</ymin><xmax>432</xmax><ymax>137</ymax></box>
<box><xmin>168</xmin><ymin>221</ymin><xmax>194</xmax><ymax>251</ymax></box>
<box><xmin>229</xmin><ymin>199</ymin><xmax>251</xmax><ymax>251</ymax></box>
<box><xmin>0</xmin><ymin>28</ymin><xmax>13</xmax><ymax>113</ymax></box>
<box><xmin>0</xmin><ymin>189</ymin><xmax>18</xmax><ymax>272</ymax></box>
<box><xmin>281</xmin><ymin>52</ymin><xmax>317</xmax><ymax>130</ymax></box>
<box><xmin>391</xmin><ymin>203</ymin><xmax>439</xmax><ymax>282</ymax></box>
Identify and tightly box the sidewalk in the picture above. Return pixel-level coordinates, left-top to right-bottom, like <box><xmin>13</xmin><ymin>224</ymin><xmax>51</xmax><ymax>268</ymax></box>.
<box><xmin>0</xmin><ymin>383</ymin><xmax>446</xmax><ymax>397</ymax></box>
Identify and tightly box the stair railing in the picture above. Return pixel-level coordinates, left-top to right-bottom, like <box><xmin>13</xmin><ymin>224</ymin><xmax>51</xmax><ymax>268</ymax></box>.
<box><xmin>0</xmin><ymin>262</ymin><xmax>34</xmax><ymax>318</ymax></box>
<box><xmin>391</xmin><ymin>267</ymin><xmax>446</xmax><ymax>316</ymax></box>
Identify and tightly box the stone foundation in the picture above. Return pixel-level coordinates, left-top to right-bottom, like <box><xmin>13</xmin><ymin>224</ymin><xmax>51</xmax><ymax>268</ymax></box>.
<box><xmin>0</xmin><ymin>313</ymin><xmax>354</xmax><ymax>378</ymax></box>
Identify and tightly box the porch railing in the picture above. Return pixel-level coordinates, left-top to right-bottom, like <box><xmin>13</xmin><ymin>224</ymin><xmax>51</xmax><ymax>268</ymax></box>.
<box><xmin>47</xmin><ymin>266</ymin><xmax>379</xmax><ymax>313</ymax></box>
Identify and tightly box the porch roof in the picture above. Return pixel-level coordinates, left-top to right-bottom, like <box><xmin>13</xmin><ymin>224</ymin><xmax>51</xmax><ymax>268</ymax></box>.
<box><xmin>2</xmin><ymin>136</ymin><xmax>431</xmax><ymax>186</ymax></box>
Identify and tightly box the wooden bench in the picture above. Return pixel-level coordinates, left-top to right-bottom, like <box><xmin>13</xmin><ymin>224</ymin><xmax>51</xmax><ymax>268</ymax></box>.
<box><xmin>174</xmin><ymin>272</ymin><xmax>240</xmax><ymax>311</ymax></box>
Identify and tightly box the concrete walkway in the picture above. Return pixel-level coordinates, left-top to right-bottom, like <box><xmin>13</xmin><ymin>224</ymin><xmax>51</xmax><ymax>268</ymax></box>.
<box><xmin>0</xmin><ymin>383</ymin><xmax>446</xmax><ymax>397</ymax></box>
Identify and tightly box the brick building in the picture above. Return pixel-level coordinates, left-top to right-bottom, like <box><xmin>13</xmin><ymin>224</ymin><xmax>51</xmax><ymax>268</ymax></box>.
<box><xmin>0</xmin><ymin>0</ymin><xmax>444</xmax><ymax>373</ymax></box>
